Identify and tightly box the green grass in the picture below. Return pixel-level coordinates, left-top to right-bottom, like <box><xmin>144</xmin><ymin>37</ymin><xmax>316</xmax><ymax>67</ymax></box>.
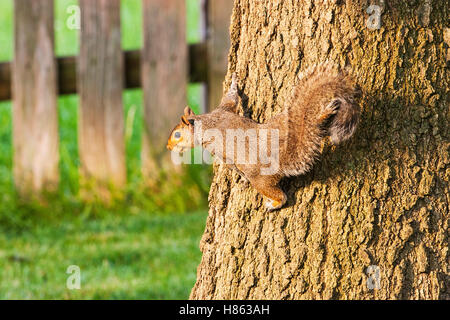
<box><xmin>0</xmin><ymin>211</ymin><xmax>207</xmax><ymax>299</ymax></box>
<box><xmin>0</xmin><ymin>0</ymin><xmax>210</xmax><ymax>299</ymax></box>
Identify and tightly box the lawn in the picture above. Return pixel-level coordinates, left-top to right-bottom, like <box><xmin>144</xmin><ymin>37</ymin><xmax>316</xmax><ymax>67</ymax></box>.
<box><xmin>0</xmin><ymin>211</ymin><xmax>207</xmax><ymax>299</ymax></box>
<box><xmin>0</xmin><ymin>0</ymin><xmax>210</xmax><ymax>299</ymax></box>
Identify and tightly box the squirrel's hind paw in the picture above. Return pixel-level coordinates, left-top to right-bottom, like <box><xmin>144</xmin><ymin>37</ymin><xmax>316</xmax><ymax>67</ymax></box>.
<box><xmin>264</xmin><ymin>194</ymin><xmax>287</xmax><ymax>212</ymax></box>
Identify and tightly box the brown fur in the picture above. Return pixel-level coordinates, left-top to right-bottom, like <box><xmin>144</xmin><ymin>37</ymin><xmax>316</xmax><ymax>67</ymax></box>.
<box><xmin>167</xmin><ymin>64</ymin><xmax>360</xmax><ymax>211</ymax></box>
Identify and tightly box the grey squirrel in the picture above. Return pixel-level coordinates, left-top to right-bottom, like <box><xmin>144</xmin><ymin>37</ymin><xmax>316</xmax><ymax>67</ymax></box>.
<box><xmin>167</xmin><ymin>63</ymin><xmax>360</xmax><ymax>211</ymax></box>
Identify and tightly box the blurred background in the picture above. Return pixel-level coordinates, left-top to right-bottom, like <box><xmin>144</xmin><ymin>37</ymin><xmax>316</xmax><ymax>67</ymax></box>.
<box><xmin>0</xmin><ymin>0</ymin><xmax>232</xmax><ymax>299</ymax></box>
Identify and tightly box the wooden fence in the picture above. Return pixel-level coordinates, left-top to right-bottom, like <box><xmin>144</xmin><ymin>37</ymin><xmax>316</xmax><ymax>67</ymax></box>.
<box><xmin>0</xmin><ymin>0</ymin><xmax>234</xmax><ymax>197</ymax></box>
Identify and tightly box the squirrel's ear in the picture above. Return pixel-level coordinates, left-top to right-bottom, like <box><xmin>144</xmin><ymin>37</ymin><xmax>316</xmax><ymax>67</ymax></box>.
<box><xmin>181</xmin><ymin>115</ymin><xmax>189</xmax><ymax>125</ymax></box>
<box><xmin>184</xmin><ymin>106</ymin><xmax>195</xmax><ymax>117</ymax></box>
<box><xmin>181</xmin><ymin>116</ymin><xmax>194</xmax><ymax>127</ymax></box>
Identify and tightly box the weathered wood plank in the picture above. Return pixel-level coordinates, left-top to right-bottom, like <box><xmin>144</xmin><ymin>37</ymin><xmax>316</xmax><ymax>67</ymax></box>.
<box><xmin>189</xmin><ymin>43</ymin><xmax>208</xmax><ymax>83</ymax></box>
<box><xmin>141</xmin><ymin>0</ymin><xmax>188</xmax><ymax>178</ymax></box>
<box><xmin>197</xmin><ymin>0</ymin><xmax>208</xmax><ymax>113</ymax></box>
<box><xmin>12</xmin><ymin>0</ymin><xmax>59</xmax><ymax>196</ymax></box>
<box><xmin>206</xmin><ymin>0</ymin><xmax>234</xmax><ymax>111</ymax></box>
<box><xmin>0</xmin><ymin>61</ymin><xmax>11</xmax><ymax>102</ymax></box>
<box><xmin>0</xmin><ymin>44</ymin><xmax>206</xmax><ymax>102</ymax></box>
<box><xmin>78</xmin><ymin>0</ymin><xmax>126</xmax><ymax>197</ymax></box>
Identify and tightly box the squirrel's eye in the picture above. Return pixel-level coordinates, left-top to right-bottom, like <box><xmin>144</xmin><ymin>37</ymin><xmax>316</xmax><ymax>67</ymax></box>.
<box><xmin>174</xmin><ymin>132</ymin><xmax>181</xmax><ymax>139</ymax></box>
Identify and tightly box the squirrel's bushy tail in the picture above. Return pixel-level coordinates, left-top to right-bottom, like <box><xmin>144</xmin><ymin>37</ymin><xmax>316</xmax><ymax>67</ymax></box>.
<box><xmin>325</xmin><ymin>87</ymin><xmax>360</xmax><ymax>145</ymax></box>
<box><xmin>289</xmin><ymin>62</ymin><xmax>360</xmax><ymax>145</ymax></box>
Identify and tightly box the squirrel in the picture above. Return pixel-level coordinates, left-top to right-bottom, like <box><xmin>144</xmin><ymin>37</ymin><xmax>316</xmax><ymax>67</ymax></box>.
<box><xmin>167</xmin><ymin>63</ymin><xmax>360</xmax><ymax>211</ymax></box>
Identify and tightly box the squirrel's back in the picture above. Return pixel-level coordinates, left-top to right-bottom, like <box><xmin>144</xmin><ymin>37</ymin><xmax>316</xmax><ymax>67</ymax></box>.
<box><xmin>276</xmin><ymin>63</ymin><xmax>360</xmax><ymax>176</ymax></box>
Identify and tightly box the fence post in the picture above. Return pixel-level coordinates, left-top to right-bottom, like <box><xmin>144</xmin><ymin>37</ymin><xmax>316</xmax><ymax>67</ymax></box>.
<box><xmin>206</xmin><ymin>0</ymin><xmax>234</xmax><ymax>111</ymax></box>
<box><xmin>12</xmin><ymin>0</ymin><xmax>59</xmax><ymax>197</ymax></box>
<box><xmin>141</xmin><ymin>0</ymin><xmax>187</xmax><ymax>180</ymax></box>
<box><xmin>78</xmin><ymin>0</ymin><xmax>126</xmax><ymax>199</ymax></box>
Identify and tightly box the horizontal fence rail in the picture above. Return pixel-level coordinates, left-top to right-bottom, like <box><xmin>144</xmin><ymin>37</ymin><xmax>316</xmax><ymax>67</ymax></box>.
<box><xmin>4</xmin><ymin>0</ymin><xmax>234</xmax><ymax>199</ymax></box>
<box><xmin>0</xmin><ymin>43</ymin><xmax>207</xmax><ymax>102</ymax></box>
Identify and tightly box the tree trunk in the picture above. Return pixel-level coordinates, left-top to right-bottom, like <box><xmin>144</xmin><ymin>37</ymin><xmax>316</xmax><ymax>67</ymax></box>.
<box><xmin>191</xmin><ymin>0</ymin><xmax>449</xmax><ymax>300</ymax></box>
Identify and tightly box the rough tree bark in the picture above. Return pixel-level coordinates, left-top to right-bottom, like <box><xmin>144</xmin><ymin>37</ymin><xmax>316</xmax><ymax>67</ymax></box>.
<box><xmin>191</xmin><ymin>0</ymin><xmax>449</xmax><ymax>300</ymax></box>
